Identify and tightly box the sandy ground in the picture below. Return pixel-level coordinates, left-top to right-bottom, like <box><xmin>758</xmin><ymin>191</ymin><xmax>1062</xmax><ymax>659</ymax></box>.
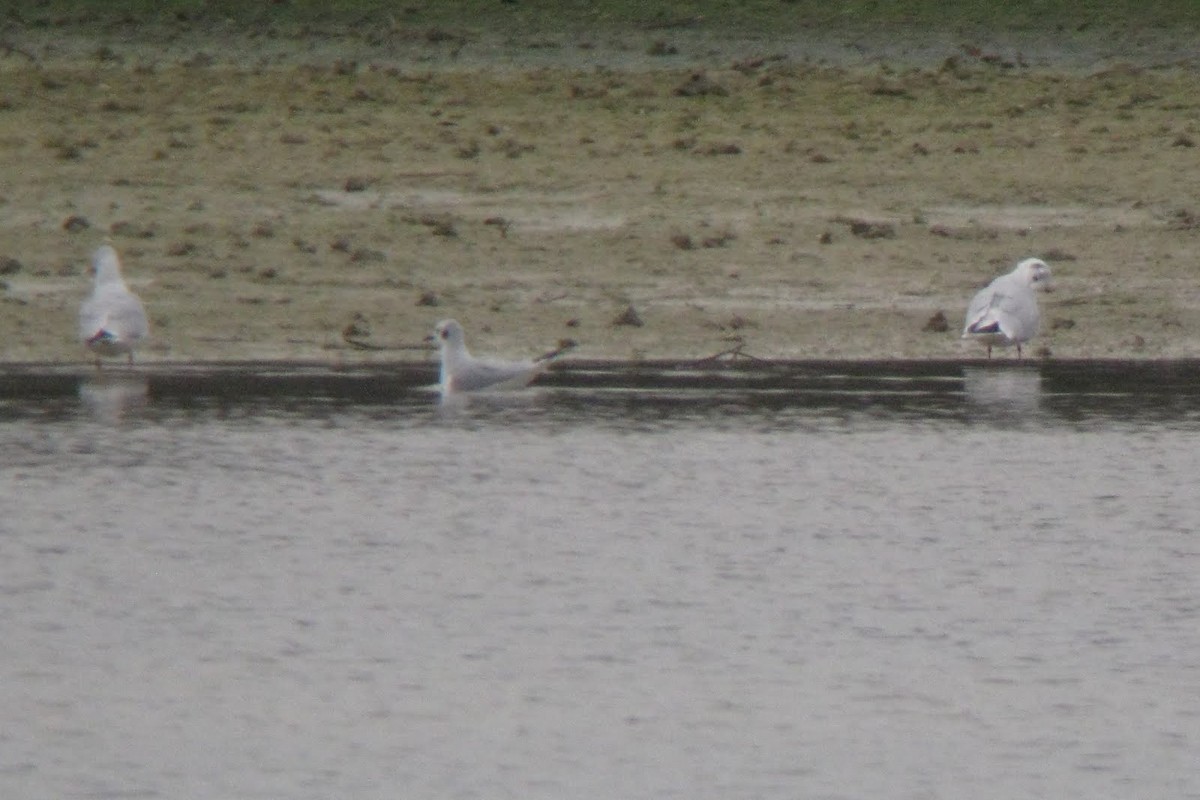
<box><xmin>4</xmin><ymin>24</ymin><xmax>1200</xmax><ymax>364</ymax></box>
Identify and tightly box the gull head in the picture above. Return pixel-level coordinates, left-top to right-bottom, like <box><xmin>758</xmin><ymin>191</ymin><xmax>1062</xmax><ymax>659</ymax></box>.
<box><xmin>1016</xmin><ymin>257</ymin><xmax>1053</xmax><ymax>292</ymax></box>
<box><xmin>431</xmin><ymin>318</ymin><xmax>468</xmax><ymax>355</ymax></box>
<box><xmin>90</xmin><ymin>244</ymin><xmax>125</xmax><ymax>286</ymax></box>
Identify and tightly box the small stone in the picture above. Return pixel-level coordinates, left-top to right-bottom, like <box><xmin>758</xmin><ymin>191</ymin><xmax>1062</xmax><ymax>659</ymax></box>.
<box><xmin>922</xmin><ymin>311</ymin><xmax>949</xmax><ymax>333</ymax></box>
<box><xmin>417</xmin><ymin>291</ymin><xmax>440</xmax><ymax>307</ymax></box>
<box><xmin>62</xmin><ymin>214</ymin><xmax>90</xmax><ymax>232</ymax></box>
<box><xmin>612</xmin><ymin>305</ymin><xmax>644</xmax><ymax>327</ymax></box>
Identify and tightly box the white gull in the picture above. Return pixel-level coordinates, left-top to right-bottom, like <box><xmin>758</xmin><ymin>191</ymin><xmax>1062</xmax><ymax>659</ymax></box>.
<box><xmin>962</xmin><ymin>257</ymin><xmax>1052</xmax><ymax>358</ymax></box>
<box><xmin>429</xmin><ymin>318</ymin><xmax>572</xmax><ymax>396</ymax></box>
<box><xmin>78</xmin><ymin>244</ymin><xmax>149</xmax><ymax>366</ymax></box>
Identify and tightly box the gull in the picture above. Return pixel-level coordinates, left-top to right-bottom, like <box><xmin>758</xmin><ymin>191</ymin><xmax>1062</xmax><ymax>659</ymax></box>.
<box><xmin>429</xmin><ymin>318</ymin><xmax>573</xmax><ymax>395</ymax></box>
<box><xmin>78</xmin><ymin>244</ymin><xmax>149</xmax><ymax>367</ymax></box>
<box><xmin>961</xmin><ymin>257</ymin><xmax>1052</xmax><ymax>358</ymax></box>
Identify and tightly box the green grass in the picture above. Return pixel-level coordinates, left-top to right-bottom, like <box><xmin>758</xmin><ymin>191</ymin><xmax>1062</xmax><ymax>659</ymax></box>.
<box><xmin>9</xmin><ymin>0</ymin><xmax>1200</xmax><ymax>35</ymax></box>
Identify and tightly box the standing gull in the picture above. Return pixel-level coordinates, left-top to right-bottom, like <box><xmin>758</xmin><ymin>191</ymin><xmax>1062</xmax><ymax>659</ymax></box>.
<box><xmin>962</xmin><ymin>257</ymin><xmax>1052</xmax><ymax>358</ymax></box>
<box><xmin>429</xmin><ymin>318</ymin><xmax>572</xmax><ymax>395</ymax></box>
<box><xmin>78</xmin><ymin>244</ymin><xmax>149</xmax><ymax>366</ymax></box>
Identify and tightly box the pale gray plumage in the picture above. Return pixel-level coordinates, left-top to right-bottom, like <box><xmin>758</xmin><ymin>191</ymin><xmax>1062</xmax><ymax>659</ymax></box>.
<box><xmin>962</xmin><ymin>258</ymin><xmax>1052</xmax><ymax>358</ymax></box>
<box><xmin>431</xmin><ymin>318</ymin><xmax>569</xmax><ymax>395</ymax></box>
<box><xmin>78</xmin><ymin>245</ymin><xmax>149</xmax><ymax>365</ymax></box>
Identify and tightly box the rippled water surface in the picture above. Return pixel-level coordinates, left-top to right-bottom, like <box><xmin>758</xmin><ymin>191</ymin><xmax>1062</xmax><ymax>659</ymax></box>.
<box><xmin>3</xmin><ymin>362</ymin><xmax>1199</xmax><ymax>800</ymax></box>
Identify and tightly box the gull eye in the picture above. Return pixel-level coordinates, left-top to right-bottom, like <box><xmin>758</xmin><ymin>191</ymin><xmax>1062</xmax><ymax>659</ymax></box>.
<box><xmin>440</xmin><ymin>329</ymin><xmax>449</xmax><ymax>340</ymax></box>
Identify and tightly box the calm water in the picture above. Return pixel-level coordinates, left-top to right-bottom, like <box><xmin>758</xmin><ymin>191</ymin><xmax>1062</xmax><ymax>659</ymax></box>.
<box><xmin>2</xmin><ymin>362</ymin><xmax>1199</xmax><ymax>800</ymax></box>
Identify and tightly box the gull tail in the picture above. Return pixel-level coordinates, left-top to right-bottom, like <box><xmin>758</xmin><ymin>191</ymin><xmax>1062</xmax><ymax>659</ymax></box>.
<box><xmin>965</xmin><ymin>320</ymin><xmax>1001</xmax><ymax>336</ymax></box>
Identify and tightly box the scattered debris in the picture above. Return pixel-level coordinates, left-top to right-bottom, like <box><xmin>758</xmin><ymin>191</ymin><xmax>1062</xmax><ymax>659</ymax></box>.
<box><xmin>1169</xmin><ymin>209</ymin><xmax>1200</xmax><ymax>229</ymax></box>
<box><xmin>1040</xmin><ymin>247</ymin><xmax>1077</xmax><ymax>261</ymax></box>
<box><xmin>182</xmin><ymin>51</ymin><xmax>215</xmax><ymax>69</ymax></box>
<box><xmin>417</xmin><ymin>291</ymin><xmax>440</xmax><ymax>307</ymax></box>
<box><xmin>483</xmin><ymin>216</ymin><xmax>510</xmax><ymax>237</ymax></box>
<box><xmin>695</xmin><ymin>336</ymin><xmax>766</xmax><ymax>364</ymax></box>
<box><xmin>1051</xmin><ymin>317</ymin><xmax>1076</xmax><ymax>330</ymax></box>
<box><xmin>62</xmin><ymin>215</ymin><xmax>90</xmax><ymax>233</ymax></box>
<box><xmin>701</xmin><ymin>231</ymin><xmax>736</xmax><ymax>248</ymax></box>
<box><xmin>0</xmin><ymin>256</ymin><xmax>21</xmax><ymax>275</ymax></box>
<box><xmin>418</xmin><ymin>214</ymin><xmax>457</xmax><ymax>237</ymax></box>
<box><xmin>673</xmin><ymin>72</ymin><xmax>727</xmax><ymax>97</ymax></box>
<box><xmin>349</xmin><ymin>248</ymin><xmax>386</xmax><ymax>264</ymax></box>
<box><xmin>698</xmin><ymin>142</ymin><xmax>741</xmax><ymax>156</ymax></box>
<box><xmin>922</xmin><ymin>311</ymin><xmax>950</xmax><ymax>332</ymax></box>
<box><xmin>870</xmin><ymin>82</ymin><xmax>915</xmax><ymax>99</ymax></box>
<box><xmin>732</xmin><ymin>55</ymin><xmax>771</xmax><ymax>73</ymax></box>
<box><xmin>612</xmin><ymin>305</ymin><xmax>644</xmax><ymax>327</ymax></box>
<box><xmin>500</xmin><ymin>138</ymin><xmax>535</xmax><ymax>158</ymax></box>
<box><xmin>835</xmin><ymin>216</ymin><xmax>896</xmax><ymax>239</ymax></box>
<box><xmin>344</xmin><ymin>176</ymin><xmax>371</xmax><ymax>192</ymax></box>
<box><xmin>342</xmin><ymin>312</ymin><xmax>371</xmax><ymax>340</ymax></box>
<box><xmin>110</xmin><ymin>220</ymin><xmax>156</xmax><ymax>239</ymax></box>
<box><xmin>538</xmin><ymin>338</ymin><xmax>578</xmax><ymax>361</ymax></box>
<box><xmin>671</xmin><ymin>233</ymin><xmax>695</xmax><ymax>250</ymax></box>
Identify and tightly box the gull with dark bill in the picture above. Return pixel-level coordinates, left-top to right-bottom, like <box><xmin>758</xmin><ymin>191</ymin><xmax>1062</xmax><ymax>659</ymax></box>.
<box><xmin>962</xmin><ymin>257</ymin><xmax>1053</xmax><ymax>359</ymax></box>
<box><xmin>78</xmin><ymin>244</ymin><xmax>149</xmax><ymax>367</ymax></box>
<box><xmin>429</xmin><ymin>318</ymin><xmax>573</xmax><ymax>396</ymax></box>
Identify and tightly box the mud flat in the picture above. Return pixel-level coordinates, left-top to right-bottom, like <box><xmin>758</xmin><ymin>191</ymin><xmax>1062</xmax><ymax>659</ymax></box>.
<box><xmin>3</xmin><ymin>7</ymin><xmax>1200</xmax><ymax>363</ymax></box>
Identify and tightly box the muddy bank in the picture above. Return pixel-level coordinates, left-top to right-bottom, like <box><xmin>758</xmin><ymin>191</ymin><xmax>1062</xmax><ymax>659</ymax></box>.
<box><xmin>3</xmin><ymin>22</ymin><xmax>1200</xmax><ymax>363</ymax></box>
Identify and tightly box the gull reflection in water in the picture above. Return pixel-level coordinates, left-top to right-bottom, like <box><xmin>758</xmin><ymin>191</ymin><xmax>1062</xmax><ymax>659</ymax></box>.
<box><xmin>78</xmin><ymin>373</ymin><xmax>149</xmax><ymax>423</ymax></box>
<box><xmin>963</xmin><ymin>366</ymin><xmax>1042</xmax><ymax>422</ymax></box>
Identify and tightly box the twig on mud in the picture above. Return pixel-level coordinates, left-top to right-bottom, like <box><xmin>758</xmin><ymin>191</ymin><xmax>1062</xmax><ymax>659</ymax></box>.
<box><xmin>694</xmin><ymin>337</ymin><xmax>766</xmax><ymax>364</ymax></box>
<box><xmin>536</xmin><ymin>339</ymin><xmax>578</xmax><ymax>363</ymax></box>
<box><xmin>343</xmin><ymin>336</ymin><xmax>432</xmax><ymax>352</ymax></box>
